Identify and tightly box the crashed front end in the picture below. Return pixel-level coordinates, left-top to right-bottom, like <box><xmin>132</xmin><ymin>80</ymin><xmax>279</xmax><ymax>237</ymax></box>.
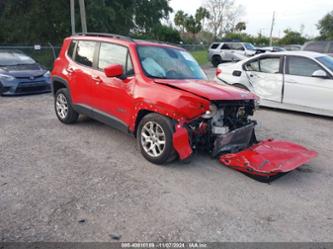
<box><xmin>173</xmin><ymin>99</ymin><xmax>317</xmax><ymax>182</ymax></box>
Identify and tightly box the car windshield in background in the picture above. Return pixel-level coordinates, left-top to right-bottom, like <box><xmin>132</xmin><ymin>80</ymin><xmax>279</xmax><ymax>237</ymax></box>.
<box><xmin>244</xmin><ymin>43</ymin><xmax>256</xmax><ymax>51</ymax></box>
<box><xmin>137</xmin><ymin>46</ymin><xmax>207</xmax><ymax>80</ymax></box>
<box><xmin>0</xmin><ymin>50</ymin><xmax>36</xmax><ymax>66</ymax></box>
<box><xmin>317</xmin><ymin>56</ymin><xmax>333</xmax><ymax>72</ymax></box>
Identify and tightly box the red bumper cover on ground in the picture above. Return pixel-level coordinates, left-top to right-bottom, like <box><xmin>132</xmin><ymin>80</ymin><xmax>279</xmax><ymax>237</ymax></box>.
<box><xmin>219</xmin><ymin>139</ymin><xmax>318</xmax><ymax>181</ymax></box>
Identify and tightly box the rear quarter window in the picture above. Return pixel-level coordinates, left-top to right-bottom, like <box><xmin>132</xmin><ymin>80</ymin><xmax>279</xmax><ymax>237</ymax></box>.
<box><xmin>67</xmin><ymin>40</ymin><xmax>77</xmax><ymax>59</ymax></box>
<box><xmin>210</xmin><ymin>43</ymin><xmax>220</xmax><ymax>49</ymax></box>
<box><xmin>74</xmin><ymin>41</ymin><xmax>96</xmax><ymax>67</ymax></box>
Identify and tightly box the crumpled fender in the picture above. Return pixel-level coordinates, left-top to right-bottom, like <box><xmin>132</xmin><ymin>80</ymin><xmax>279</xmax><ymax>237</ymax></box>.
<box><xmin>173</xmin><ymin>124</ymin><xmax>193</xmax><ymax>160</ymax></box>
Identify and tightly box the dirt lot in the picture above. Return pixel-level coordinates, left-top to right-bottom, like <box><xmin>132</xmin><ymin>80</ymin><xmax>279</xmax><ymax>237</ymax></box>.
<box><xmin>1</xmin><ymin>69</ymin><xmax>333</xmax><ymax>242</ymax></box>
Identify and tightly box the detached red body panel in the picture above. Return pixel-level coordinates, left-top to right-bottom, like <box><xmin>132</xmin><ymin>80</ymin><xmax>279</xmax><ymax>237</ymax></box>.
<box><xmin>173</xmin><ymin>125</ymin><xmax>193</xmax><ymax>160</ymax></box>
<box><xmin>219</xmin><ymin>139</ymin><xmax>318</xmax><ymax>178</ymax></box>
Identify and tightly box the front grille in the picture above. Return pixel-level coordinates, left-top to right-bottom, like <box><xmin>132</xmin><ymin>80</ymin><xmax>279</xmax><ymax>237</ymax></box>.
<box><xmin>15</xmin><ymin>82</ymin><xmax>50</xmax><ymax>93</ymax></box>
<box><xmin>15</xmin><ymin>75</ymin><xmax>44</xmax><ymax>80</ymax></box>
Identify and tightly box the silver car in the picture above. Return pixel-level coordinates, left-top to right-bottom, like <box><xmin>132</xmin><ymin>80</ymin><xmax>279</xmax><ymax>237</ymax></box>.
<box><xmin>208</xmin><ymin>42</ymin><xmax>257</xmax><ymax>67</ymax></box>
<box><xmin>303</xmin><ymin>40</ymin><xmax>333</xmax><ymax>57</ymax></box>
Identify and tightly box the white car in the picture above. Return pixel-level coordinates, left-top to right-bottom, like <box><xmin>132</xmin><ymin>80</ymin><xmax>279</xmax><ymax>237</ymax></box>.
<box><xmin>215</xmin><ymin>51</ymin><xmax>333</xmax><ymax>117</ymax></box>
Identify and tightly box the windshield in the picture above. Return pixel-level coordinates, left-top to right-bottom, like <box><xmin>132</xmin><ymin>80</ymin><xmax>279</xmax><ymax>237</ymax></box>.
<box><xmin>317</xmin><ymin>56</ymin><xmax>333</xmax><ymax>72</ymax></box>
<box><xmin>0</xmin><ymin>50</ymin><xmax>36</xmax><ymax>66</ymax></box>
<box><xmin>137</xmin><ymin>46</ymin><xmax>207</xmax><ymax>80</ymax></box>
<box><xmin>244</xmin><ymin>43</ymin><xmax>256</xmax><ymax>51</ymax></box>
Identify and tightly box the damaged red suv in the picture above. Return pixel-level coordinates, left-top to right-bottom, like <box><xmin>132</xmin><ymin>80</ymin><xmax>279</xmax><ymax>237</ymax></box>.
<box><xmin>52</xmin><ymin>33</ymin><xmax>317</xmax><ymax>181</ymax></box>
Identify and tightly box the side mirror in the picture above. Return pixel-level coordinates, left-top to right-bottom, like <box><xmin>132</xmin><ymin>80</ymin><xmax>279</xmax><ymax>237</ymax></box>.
<box><xmin>312</xmin><ymin>69</ymin><xmax>328</xmax><ymax>79</ymax></box>
<box><xmin>104</xmin><ymin>64</ymin><xmax>124</xmax><ymax>78</ymax></box>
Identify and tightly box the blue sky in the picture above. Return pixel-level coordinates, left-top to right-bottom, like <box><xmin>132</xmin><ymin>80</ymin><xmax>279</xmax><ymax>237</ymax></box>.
<box><xmin>170</xmin><ymin>0</ymin><xmax>332</xmax><ymax>37</ymax></box>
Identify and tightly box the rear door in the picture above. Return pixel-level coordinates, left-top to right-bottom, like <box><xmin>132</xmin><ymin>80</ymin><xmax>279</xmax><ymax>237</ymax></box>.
<box><xmin>220</xmin><ymin>43</ymin><xmax>233</xmax><ymax>61</ymax></box>
<box><xmin>70</xmin><ymin>40</ymin><xmax>98</xmax><ymax>106</ymax></box>
<box><xmin>244</xmin><ymin>55</ymin><xmax>283</xmax><ymax>102</ymax></box>
<box><xmin>283</xmin><ymin>56</ymin><xmax>333</xmax><ymax>112</ymax></box>
<box><xmin>229</xmin><ymin>43</ymin><xmax>246</xmax><ymax>60</ymax></box>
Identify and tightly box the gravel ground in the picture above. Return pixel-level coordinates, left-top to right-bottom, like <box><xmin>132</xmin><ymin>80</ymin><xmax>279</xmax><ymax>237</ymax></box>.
<box><xmin>1</xmin><ymin>69</ymin><xmax>333</xmax><ymax>242</ymax></box>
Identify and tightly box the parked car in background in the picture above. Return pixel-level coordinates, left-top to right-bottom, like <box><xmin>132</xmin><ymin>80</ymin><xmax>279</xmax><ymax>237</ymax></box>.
<box><xmin>284</xmin><ymin>44</ymin><xmax>302</xmax><ymax>51</ymax></box>
<box><xmin>260</xmin><ymin>46</ymin><xmax>286</xmax><ymax>52</ymax></box>
<box><xmin>0</xmin><ymin>49</ymin><xmax>51</xmax><ymax>95</ymax></box>
<box><xmin>215</xmin><ymin>51</ymin><xmax>333</xmax><ymax>117</ymax></box>
<box><xmin>303</xmin><ymin>40</ymin><xmax>333</xmax><ymax>57</ymax></box>
<box><xmin>208</xmin><ymin>42</ymin><xmax>257</xmax><ymax>67</ymax></box>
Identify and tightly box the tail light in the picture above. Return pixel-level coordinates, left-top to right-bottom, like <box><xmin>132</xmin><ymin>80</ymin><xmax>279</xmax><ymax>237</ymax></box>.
<box><xmin>216</xmin><ymin>67</ymin><xmax>222</xmax><ymax>77</ymax></box>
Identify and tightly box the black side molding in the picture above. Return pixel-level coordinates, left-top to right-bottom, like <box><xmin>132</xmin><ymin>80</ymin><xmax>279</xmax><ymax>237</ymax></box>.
<box><xmin>73</xmin><ymin>104</ymin><xmax>131</xmax><ymax>135</ymax></box>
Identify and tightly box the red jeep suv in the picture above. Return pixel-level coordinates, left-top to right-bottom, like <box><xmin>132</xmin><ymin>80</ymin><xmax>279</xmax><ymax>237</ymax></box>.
<box><xmin>52</xmin><ymin>33</ymin><xmax>316</xmax><ymax>179</ymax></box>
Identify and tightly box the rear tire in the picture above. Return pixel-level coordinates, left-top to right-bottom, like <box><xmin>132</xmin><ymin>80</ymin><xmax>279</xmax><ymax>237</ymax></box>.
<box><xmin>212</xmin><ymin>55</ymin><xmax>222</xmax><ymax>67</ymax></box>
<box><xmin>137</xmin><ymin>113</ymin><xmax>177</xmax><ymax>165</ymax></box>
<box><xmin>55</xmin><ymin>88</ymin><xmax>79</xmax><ymax>124</ymax></box>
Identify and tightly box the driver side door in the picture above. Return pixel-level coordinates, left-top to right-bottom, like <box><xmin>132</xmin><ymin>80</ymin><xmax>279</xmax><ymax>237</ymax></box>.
<box><xmin>91</xmin><ymin>42</ymin><xmax>136</xmax><ymax>127</ymax></box>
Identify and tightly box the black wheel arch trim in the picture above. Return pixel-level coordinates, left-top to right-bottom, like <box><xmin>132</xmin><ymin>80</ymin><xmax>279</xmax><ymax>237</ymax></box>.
<box><xmin>52</xmin><ymin>76</ymin><xmax>70</xmax><ymax>95</ymax></box>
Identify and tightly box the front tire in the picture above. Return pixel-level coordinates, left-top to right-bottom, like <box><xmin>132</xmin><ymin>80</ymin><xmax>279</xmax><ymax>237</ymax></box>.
<box><xmin>137</xmin><ymin>113</ymin><xmax>177</xmax><ymax>165</ymax></box>
<box><xmin>55</xmin><ymin>88</ymin><xmax>79</xmax><ymax>124</ymax></box>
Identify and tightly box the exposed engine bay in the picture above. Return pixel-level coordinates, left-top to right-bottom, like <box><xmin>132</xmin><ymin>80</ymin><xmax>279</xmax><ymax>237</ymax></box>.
<box><xmin>188</xmin><ymin>100</ymin><xmax>257</xmax><ymax>157</ymax></box>
<box><xmin>182</xmin><ymin>100</ymin><xmax>317</xmax><ymax>182</ymax></box>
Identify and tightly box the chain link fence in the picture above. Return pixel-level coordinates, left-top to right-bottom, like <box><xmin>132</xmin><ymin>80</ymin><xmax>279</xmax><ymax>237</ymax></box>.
<box><xmin>0</xmin><ymin>44</ymin><xmax>61</xmax><ymax>69</ymax></box>
<box><xmin>0</xmin><ymin>42</ymin><xmax>208</xmax><ymax>69</ymax></box>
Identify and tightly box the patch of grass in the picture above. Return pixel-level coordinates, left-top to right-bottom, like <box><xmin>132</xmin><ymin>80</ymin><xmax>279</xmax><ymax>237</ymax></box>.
<box><xmin>191</xmin><ymin>50</ymin><xmax>209</xmax><ymax>66</ymax></box>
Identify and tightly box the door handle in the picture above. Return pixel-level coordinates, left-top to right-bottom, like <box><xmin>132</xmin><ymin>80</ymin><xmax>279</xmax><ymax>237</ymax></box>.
<box><xmin>92</xmin><ymin>76</ymin><xmax>102</xmax><ymax>84</ymax></box>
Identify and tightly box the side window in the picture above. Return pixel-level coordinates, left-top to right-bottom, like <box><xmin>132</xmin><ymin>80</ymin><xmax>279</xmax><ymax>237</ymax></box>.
<box><xmin>74</xmin><ymin>41</ymin><xmax>96</xmax><ymax>67</ymax></box>
<box><xmin>210</xmin><ymin>43</ymin><xmax>220</xmax><ymax>49</ymax></box>
<box><xmin>287</xmin><ymin>56</ymin><xmax>322</xmax><ymax>77</ymax></box>
<box><xmin>67</xmin><ymin>40</ymin><xmax>77</xmax><ymax>59</ymax></box>
<box><xmin>245</xmin><ymin>60</ymin><xmax>259</xmax><ymax>71</ymax></box>
<box><xmin>230</xmin><ymin>43</ymin><xmax>244</xmax><ymax>51</ymax></box>
<box><xmin>221</xmin><ymin>44</ymin><xmax>231</xmax><ymax>50</ymax></box>
<box><xmin>126</xmin><ymin>53</ymin><xmax>134</xmax><ymax>76</ymax></box>
<box><xmin>98</xmin><ymin>43</ymin><xmax>134</xmax><ymax>76</ymax></box>
<box><xmin>259</xmin><ymin>57</ymin><xmax>281</xmax><ymax>73</ymax></box>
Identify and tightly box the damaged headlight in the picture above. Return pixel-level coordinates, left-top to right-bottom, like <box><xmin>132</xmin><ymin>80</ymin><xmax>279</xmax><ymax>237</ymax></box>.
<box><xmin>202</xmin><ymin>104</ymin><xmax>218</xmax><ymax>119</ymax></box>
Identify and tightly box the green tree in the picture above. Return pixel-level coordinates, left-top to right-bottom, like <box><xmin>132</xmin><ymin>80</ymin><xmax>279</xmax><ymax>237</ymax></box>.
<box><xmin>0</xmin><ymin>0</ymin><xmax>173</xmax><ymax>44</ymax></box>
<box><xmin>174</xmin><ymin>10</ymin><xmax>188</xmax><ymax>33</ymax></box>
<box><xmin>235</xmin><ymin>22</ymin><xmax>246</xmax><ymax>32</ymax></box>
<box><xmin>185</xmin><ymin>15</ymin><xmax>202</xmax><ymax>40</ymax></box>
<box><xmin>317</xmin><ymin>10</ymin><xmax>333</xmax><ymax>40</ymax></box>
<box><xmin>195</xmin><ymin>7</ymin><xmax>210</xmax><ymax>29</ymax></box>
<box><xmin>134</xmin><ymin>0</ymin><xmax>173</xmax><ymax>33</ymax></box>
<box><xmin>279</xmin><ymin>29</ymin><xmax>307</xmax><ymax>45</ymax></box>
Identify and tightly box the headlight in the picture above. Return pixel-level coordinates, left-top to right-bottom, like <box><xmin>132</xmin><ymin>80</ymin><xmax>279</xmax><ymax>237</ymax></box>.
<box><xmin>43</xmin><ymin>71</ymin><xmax>51</xmax><ymax>77</ymax></box>
<box><xmin>0</xmin><ymin>74</ymin><xmax>15</xmax><ymax>81</ymax></box>
<box><xmin>202</xmin><ymin>104</ymin><xmax>218</xmax><ymax>119</ymax></box>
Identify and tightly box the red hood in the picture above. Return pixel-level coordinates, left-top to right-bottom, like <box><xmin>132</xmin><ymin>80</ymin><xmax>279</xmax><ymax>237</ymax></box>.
<box><xmin>154</xmin><ymin>79</ymin><xmax>258</xmax><ymax>101</ymax></box>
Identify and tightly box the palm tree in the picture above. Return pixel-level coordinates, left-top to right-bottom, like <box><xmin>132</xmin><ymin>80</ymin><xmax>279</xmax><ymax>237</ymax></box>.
<box><xmin>174</xmin><ymin>10</ymin><xmax>188</xmax><ymax>33</ymax></box>
<box><xmin>195</xmin><ymin>7</ymin><xmax>210</xmax><ymax>30</ymax></box>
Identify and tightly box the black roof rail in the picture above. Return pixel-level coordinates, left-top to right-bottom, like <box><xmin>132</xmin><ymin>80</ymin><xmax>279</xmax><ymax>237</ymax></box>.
<box><xmin>74</xmin><ymin>32</ymin><xmax>133</xmax><ymax>42</ymax></box>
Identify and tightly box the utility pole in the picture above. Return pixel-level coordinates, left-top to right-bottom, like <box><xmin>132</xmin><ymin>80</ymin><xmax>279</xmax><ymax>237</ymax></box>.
<box><xmin>269</xmin><ymin>11</ymin><xmax>276</xmax><ymax>46</ymax></box>
<box><xmin>70</xmin><ymin>0</ymin><xmax>75</xmax><ymax>35</ymax></box>
<box><xmin>79</xmin><ymin>0</ymin><xmax>88</xmax><ymax>34</ymax></box>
